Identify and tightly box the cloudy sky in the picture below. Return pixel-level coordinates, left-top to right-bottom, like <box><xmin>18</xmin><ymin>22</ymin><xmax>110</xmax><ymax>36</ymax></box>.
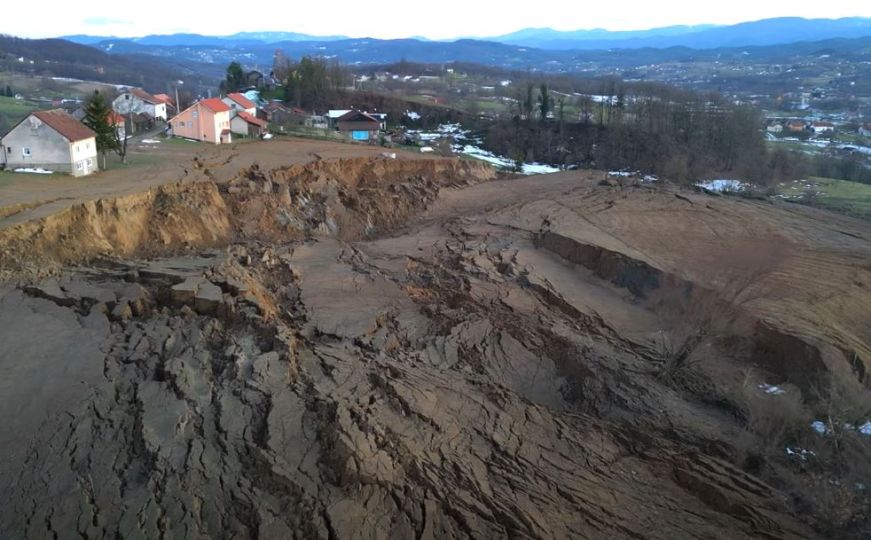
<box><xmin>3</xmin><ymin>0</ymin><xmax>869</xmax><ymax>39</ymax></box>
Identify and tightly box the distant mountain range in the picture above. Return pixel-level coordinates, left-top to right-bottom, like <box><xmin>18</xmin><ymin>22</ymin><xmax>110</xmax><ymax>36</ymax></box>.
<box><xmin>485</xmin><ymin>17</ymin><xmax>871</xmax><ymax>49</ymax></box>
<box><xmin>61</xmin><ymin>17</ymin><xmax>871</xmax><ymax>52</ymax></box>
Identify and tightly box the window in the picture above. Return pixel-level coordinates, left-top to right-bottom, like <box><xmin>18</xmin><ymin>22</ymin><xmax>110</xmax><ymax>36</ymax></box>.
<box><xmin>75</xmin><ymin>145</ymin><xmax>80</xmax><ymax>152</ymax></box>
<box><xmin>125</xmin><ymin>95</ymin><xmax>130</xmax><ymax>100</ymax></box>
<box><xmin>192</xmin><ymin>111</ymin><xmax>199</xmax><ymax>119</ymax></box>
<box><xmin>187</xmin><ymin>121</ymin><xmax>192</xmax><ymax>128</ymax></box>
<box><xmin>6</xmin><ymin>147</ymin><xmax>11</xmax><ymax>154</ymax></box>
<box><xmin>23</xmin><ymin>147</ymin><xmax>31</xmax><ymax>157</ymax></box>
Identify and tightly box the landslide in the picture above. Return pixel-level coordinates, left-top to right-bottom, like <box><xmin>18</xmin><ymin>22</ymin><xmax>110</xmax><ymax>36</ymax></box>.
<box><xmin>1</xmin><ymin>163</ymin><xmax>871</xmax><ymax>539</ymax></box>
<box><xmin>0</xmin><ymin>156</ymin><xmax>494</xmax><ymax>281</ymax></box>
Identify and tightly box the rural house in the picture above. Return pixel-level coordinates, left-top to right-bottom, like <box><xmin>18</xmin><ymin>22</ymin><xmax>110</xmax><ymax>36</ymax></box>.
<box><xmin>326</xmin><ymin>109</ymin><xmax>353</xmax><ymax>129</ymax></box>
<box><xmin>171</xmin><ymin>98</ymin><xmax>233</xmax><ymax>144</ymax></box>
<box><xmin>0</xmin><ymin>109</ymin><xmax>98</xmax><ymax>176</ymax></box>
<box><xmin>786</xmin><ymin>120</ymin><xmax>807</xmax><ymax>133</ymax></box>
<box><xmin>811</xmin><ymin>121</ymin><xmax>834</xmax><ymax>134</ymax></box>
<box><xmin>153</xmin><ymin>94</ymin><xmax>177</xmax><ymax>116</ymax></box>
<box><xmin>262</xmin><ymin>103</ymin><xmax>324</xmax><ymax>131</ymax></box>
<box><xmin>334</xmin><ymin>110</ymin><xmax>382</xmax><ymax>141</ymax></box>
<box><xmin>230</xmin><ymin>111</ymin><xmax>268</xmax><ymax>138</ymax></box>
<box><xmin>113</xmin><ymin>88</ymin><xmax>168</xmax><ymax>122</ymax></box>
<box><xmin>222</xmin><ymin>93</ymin><xmax>257</xmax><ymax>117</ymax></box>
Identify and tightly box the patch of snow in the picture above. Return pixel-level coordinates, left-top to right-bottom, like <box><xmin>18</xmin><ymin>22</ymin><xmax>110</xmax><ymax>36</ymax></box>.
<box><xmin>13</xmin><ymin>168</ymin><xmax>53</xmax><ymax>174</ymax></box>
<box><xmin>608</xmin><ymin>171</ymin><xmax>635</xmax><ymax>177</ymax></box>
<box><xmin>420</xmin><ymin>147</ymin><xmax>434</xmax><ymax>153</ymax></box>
<box><xmin>758</xmin><ymin>384</ymin><xmax>786</xmax><ymax>395</ymax></box>
<box><xmin>405</xmin><ymin>111</ymin><xmax>421</xmax><ymax>121</ymax></box>
<box><xmin>140</xmin><ymin>139</ymin><xmax>161</xmax><ymax>144</ymax></box>
<box><xmin>837</xmin><ymin>144</ymin><xmax>871</xmax><ymax>155</ymax></box>
<box><xmin>786</xmin><ymin>447</ymin><xmax>816</xmax><ymax>461</ymax></box>
<box><xmin>262</xmin><ymin>133</ymin><xmax>273</xmax><ymax>140</ymax></box>
<box><xmin>522</xmin><ymin>163</ymin><xmax>559</xmax><ymax>175</ymax></box>
<box><xmin>642</xmin><ymin>175</ymin><xmax>658</xmax><ymax>183</ymax></box>
<box><xmin>696</xmin><ymin>179</ymin><xmax>746</xmax><ymax>193</ymax></box>
<box><xmin>460</xmin><ymin>145</ymin><xmax>514</xmax><ymax>169</ymax></box>
<box><xmin>810</xmin><ymin>420</ymin><xmax>829</xmax><ymax>435</ymax></box>
<box><xmin>859</xmin><ymin>422</ymin><xmax>871</xmax><ymax>436</ymax></box>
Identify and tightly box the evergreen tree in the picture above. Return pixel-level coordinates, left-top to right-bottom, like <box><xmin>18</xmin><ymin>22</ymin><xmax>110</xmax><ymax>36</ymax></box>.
<box><xmin>223</xmin><ymin>62</ymin><xmax>246</xmax><ymax>93</ymax></box>
<box><xmin>4</xmin><ymin>85</ymin><xmax>12</xmax><ymax>97</ymax></box>
<box><xmin>82</xmin><ymin>91</ymin><xmax>118</xmax><ymax>170</ymax></box>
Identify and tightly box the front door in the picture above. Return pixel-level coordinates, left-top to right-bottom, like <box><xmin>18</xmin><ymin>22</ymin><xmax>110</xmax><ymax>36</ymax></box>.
<box><xmin>81</xmin><ymin>159</ymin><xmax>90</xmax><ymax>175</ymax></box>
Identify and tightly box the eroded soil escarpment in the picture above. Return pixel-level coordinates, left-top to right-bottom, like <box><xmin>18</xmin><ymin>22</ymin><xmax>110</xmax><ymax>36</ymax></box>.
<box><xmin>1</xmin><ymin>160</ymin><xmax>871</xmax><ymax>539</ymax></box>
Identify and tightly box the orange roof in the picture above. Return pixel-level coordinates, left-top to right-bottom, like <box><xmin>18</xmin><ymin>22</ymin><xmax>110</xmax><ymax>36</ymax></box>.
<box><xmin>32</xmin><ymin>109</ymin><xmax>96</xmax><ymax>142</ymax></box>
<box><xmin>106</xmin><ymin>111</ymin><xmax>125</xmax><ymax>125</ymax></box>
<box><xmin>236</xmin><ymin>110</ymin><xmax>267</xmax><ymax>128</ymax></box>
<box><xmin>129</xmin><ymin>88</ymin><xmax>162</xmax><ymax>105</ymax></box>
<box><xmin>153</xmin><ymin>93</ymin><xmax>175</xmax><ymax>107</ymax></box>
<box><xmin>200</xmin><ymin>98</ymin><xmax>231</xmax><ymax>113</ymax></box>
<box><xmin>227</xmin><ymin>93</ymin><xmax>256</xmax><ymax>110</ymax></box>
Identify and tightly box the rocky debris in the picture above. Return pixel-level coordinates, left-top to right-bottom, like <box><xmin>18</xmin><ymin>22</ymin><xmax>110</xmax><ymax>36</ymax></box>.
<box><xmin>194</xmin><ymin>280</ymin><xmax>224</xmax><ymax>315</ymax></box>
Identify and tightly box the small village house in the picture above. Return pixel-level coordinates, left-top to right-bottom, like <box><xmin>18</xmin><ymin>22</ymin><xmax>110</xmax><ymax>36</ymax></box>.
<box><xmin>222</xmin><ymin>93</ymin><xmax>257</xmax><ymax>117</ymax></box>
<box><xmin>153</xmin><ymin>94</ymin><xmax>177</xmax><ymax>116</ymax></box>
<box><xmin>108</xmin><ymin>111</ymin><xmax>126</xmax><ymax>140</ymax></box>
<box><xmin>262</xmin><ymin>103</ymin><xmax>325</xmax><ymax>131</ymax></box>
<box><xmin>326</xmin><ymin>109</ymin><xmax>353</xmax><ymax>129</ymax></box>
<box><xmin>230</xmin><ymin>111</ymin><xmax>268</xmax><ymax>138</ymax></box>
<box><xmin>334</xmin><ymin>110</ymin><xmax>382</xmax><ymax>141</ymax></box>
<box><xmin>171</xmin><ymin>98</ymin><xmax>233</xmax><ymax>144</ymax></box>
<box><xmin>811</xmin><ymin>121</ymin><xmax>835</xmax><ymax>135</ymax></box>
<box><xmin>786</xmin><ymin>120</ymin><xmax>807</xmax><ymax>133</ymax></box>
<box><xmin>0</xmin><ymin>109</ymin><xmax>98</xmax><ymax>176</ymax></box>
<box><xmin>113</xmin><ymin>88</ymin><xmax>168</xmax><ymax>122</ymax></box>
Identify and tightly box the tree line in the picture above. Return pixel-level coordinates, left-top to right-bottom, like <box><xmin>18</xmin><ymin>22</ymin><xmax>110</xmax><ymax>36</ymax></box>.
<box><xmin>482</xmin><ymin>81</ymin><xmax>804</xmax><ymax>184</ymax></box>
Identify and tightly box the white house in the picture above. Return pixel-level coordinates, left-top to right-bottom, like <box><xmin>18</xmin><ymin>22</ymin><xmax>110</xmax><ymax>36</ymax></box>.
<box><xmin>222</xmin><ymin>93</ymin><xmax>257</xmax><ymax>117</ymax></box>
<box><xmin>230</xmin><ymin>111</ymin><xmax>268</xmax><ymax>138</ymax></box>
<box><xmin>811</xmin><ymin>121</ymin><xmax>835</xmax><ymax>135</ymax></box>
<box><xmin>113</xmin><ymin>88</ymin><xmax>168</xmax><ymax>121</ymax></box>
<box><xmin>1</xmin><ymin>109</ymin><xmax>98</xmax><ymax>176</ymax></box>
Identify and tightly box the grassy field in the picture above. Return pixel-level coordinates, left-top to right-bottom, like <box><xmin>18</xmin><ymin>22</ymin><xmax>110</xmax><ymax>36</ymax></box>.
<box><xmin>0</xmin><ymin>95</ymin><xmax>42</xmax><ymax>132</ymax></box>
<box><xmin>779</xmin><ymin>177</ymin><xmax>871</xmax><ymax>219</ymax></box>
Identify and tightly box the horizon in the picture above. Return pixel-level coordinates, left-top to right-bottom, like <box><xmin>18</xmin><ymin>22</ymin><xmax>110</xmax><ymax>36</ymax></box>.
<box><xmin>2</xmin><ymin>3</ymin><xmax>869</xmax><ymax>41</ymax></box>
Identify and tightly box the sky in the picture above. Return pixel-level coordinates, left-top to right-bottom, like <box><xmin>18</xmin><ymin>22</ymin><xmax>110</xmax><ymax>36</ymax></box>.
<box><xmin>2</xmin><ymin>0</ymin><xmax>869</xmax><ymax>39</ymax></box>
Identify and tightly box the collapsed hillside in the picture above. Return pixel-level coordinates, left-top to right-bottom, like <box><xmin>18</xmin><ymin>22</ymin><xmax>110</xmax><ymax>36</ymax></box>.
<box><xmin>1</xmin><ymin>158</ymin><xmax>870</xmax><ymax>539</ymax></box>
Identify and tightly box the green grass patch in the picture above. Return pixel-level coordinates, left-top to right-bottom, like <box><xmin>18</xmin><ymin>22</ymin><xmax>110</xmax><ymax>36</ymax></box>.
<box><xmin>779</xmin><ymin>177</ymin><xmax>871</xmax><ymax>220</ymax></box>
<box><xmin>0</xmin><ymin>96</ymin><xmax>42</xmax><ymax>132</ymax></box>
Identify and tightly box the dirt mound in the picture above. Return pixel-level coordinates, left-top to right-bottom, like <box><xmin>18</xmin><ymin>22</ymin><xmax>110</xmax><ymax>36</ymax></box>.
<box><xmin>1</xmin><ymin>164</ymin><xmax>870</xmax><ymax>539</ymax></box>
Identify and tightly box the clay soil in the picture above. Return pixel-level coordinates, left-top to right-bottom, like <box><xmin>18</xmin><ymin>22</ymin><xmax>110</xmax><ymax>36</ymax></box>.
<box><xmin>1</xmin><ymin>153</ymin><xmax>870</xmax><ymax>539</ymax></box>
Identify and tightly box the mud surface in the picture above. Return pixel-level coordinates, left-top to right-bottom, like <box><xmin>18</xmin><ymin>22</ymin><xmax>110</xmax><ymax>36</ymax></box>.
<box><xmin>1</xmin><ymin>160</ymin><xmax>870</xmax><ymax>539</ymax></box>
